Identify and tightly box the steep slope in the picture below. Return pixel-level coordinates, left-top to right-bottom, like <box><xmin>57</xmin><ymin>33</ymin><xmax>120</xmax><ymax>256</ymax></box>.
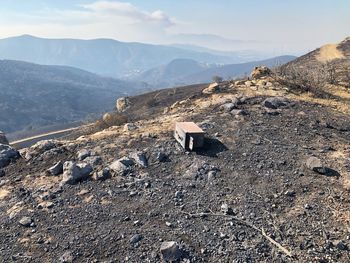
<box><xmin>0</xmin><ymin>60</ymin><xmax>145</xmax><ymax>133</ymax></box>
<box><xmin>183</xmin><ymin>55</ymin><xmax>296</xmax><ymax>83</ymax></box>
<box><xmin>0</xmin><ymin>35</ymin><xmax>234</xmax><ymax>77</ymax></box>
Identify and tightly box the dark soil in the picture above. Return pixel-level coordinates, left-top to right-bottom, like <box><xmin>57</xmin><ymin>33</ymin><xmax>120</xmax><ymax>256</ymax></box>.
<box><xmin>1</xmin><ymin>85</ymin><xmax>349</xmax><ymax>263</ymax></box>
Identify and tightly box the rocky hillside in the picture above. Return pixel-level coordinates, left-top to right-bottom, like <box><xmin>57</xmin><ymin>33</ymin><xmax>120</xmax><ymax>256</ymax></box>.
<box><xmin>0</xmin><ymin>60</ymin><xmax>146</xmax><ymax>134</ymax></box>
<box><xmin>0</xmin><ymin>66</ymin><xmax>349</xmax><ymax>262</ymax></box>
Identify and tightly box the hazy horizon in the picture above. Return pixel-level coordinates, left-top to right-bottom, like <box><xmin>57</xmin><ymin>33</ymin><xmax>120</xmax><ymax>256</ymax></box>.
<box><xmin>0</xmin><ymin>0</ymin><xmax>349</xmax><ymax>55</ymax></box>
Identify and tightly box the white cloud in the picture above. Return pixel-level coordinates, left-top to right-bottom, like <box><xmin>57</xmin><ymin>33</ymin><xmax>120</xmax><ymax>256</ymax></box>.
<box><xmin>81</xmin><ymin>1</ymin><xmax>175</xmax><ymax>26</ymax></box>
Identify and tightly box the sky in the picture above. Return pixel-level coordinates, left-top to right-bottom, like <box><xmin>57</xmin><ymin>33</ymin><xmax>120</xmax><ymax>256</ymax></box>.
<box><xmin>0</xmin><ymin>0</ymin><xmax>349</xmax><ymax>54</ymax></box>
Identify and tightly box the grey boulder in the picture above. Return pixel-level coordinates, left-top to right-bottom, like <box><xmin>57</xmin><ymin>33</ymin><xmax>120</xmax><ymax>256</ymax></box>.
<box><xmin>61</xmin><ymin>161</ymin><xmax>93</xmax><ymax>185</ymax></box>
<box><xmin>0</xmin><ymin>144</ymin><xmax>20</xmax><ymax>168</ymax></box>
<box><xmin>109</xmin><ymin>157</ymin><xmax>134</xmax><ymax>175</ymax></box>
<box><xmin>263</xmin><ymin>97</ymin><xmax>290</xmax><ymax>109</ymax></box>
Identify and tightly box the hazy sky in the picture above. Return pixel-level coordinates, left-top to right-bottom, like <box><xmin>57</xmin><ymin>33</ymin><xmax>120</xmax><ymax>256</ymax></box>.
<box><xmin>0</xmin><ymin>0</ymin><xmax>349</xmax><ymax>54</ymax></box>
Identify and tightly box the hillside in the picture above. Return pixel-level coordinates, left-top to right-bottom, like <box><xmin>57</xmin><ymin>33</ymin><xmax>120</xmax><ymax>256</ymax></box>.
<box><xmin>0</xmin><ymin>35</ymin><xmax>235</xmax><ymax>78</ymax></box>
<box><xmin>184</xmin><ymin>55</ymin><xmax>296</xmax><ymax>84</ymax></box>
<box><xmin>282</xmin><ymin>37</ymin><xmax>350</xmax><ymax>87</ymax></box>
<box><xmin>133</xmin><ymin>56</ymin><xmax>296</xmax><ymax>88</ymax></box>
<box><xmin>0</xmin><ymin>63</ymin><xmax>349</xmax><ymax>262</ymax></box>
<box><xmin>133</xmin><ymin>59</ymin><xmax>211</xmax><ymax>87</ymax></box>
<box><xmin>0</xmin><ymin>60</ymin><xmax>145</xmax><ymax>133</ymax></box>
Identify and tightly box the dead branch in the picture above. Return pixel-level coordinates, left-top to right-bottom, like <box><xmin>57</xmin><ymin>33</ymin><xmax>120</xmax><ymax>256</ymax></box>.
<box><xmin>181</xmin><ymin>211</ymin><xmax>293</xmax><ymax>257</ymax></box>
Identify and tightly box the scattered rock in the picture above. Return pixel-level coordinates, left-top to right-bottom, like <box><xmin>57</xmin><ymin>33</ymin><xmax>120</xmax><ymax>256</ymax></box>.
<box><xmin>116</xmin><ymin>97</ymin><xmax>130</xmax><ymax>113</ymax></box>
<box><xmin>59</xmin><ymin>251</ymin><xmax>74</xmax><ymax>263</ymax></box>
<box><xmin>0</xmin><ymin>131</ymin><xmax>9</xmax><ymax>145</ymax></box>
<box><xmin>61</xmin><ymin>161</ymin><xmax>93</xmax><ymax>185</ymax></box>
<box><xmin>109</xmin><ymin>157</ymin><xmax>134</xmax><ymax>175</ymax></box>
<box><xmin>0</xmin><ymin>169</ymin><xmax>4</xmax><ymax>177</ymax></box>
<box><xmin>230</xmin><ymin>109</ymin><xmax>248</xmax><ymax>116</ymax></box>
<box><xmin>305</xmin><ymin>156</ymin><xmax>326</xmax><ymax>174</ymax></box>
<box><xmin>92</xmin><ymin>168</ymin><xmax>111</xmax><ymax>181</ymax></box>
<box><xmin>156</xmin><ymin>152</ymin><xmax>167</xmax><ymax>162</ymax></box>
<box><xmin>335</xmin><ymin>240</ymin><xmax>348</xmax><ymax>251</ymax></box>
<box><xmin>130</xmin><ymin>152</ymin><xmax>148</xmax><ymax>168</ymax></box>
<box><xmin>221</xmin><ymin>203</ymin><xmax>235</xmax><ymax>215</ymax></box>
<box><xmin>219</xmin><ymin>103</ymin><xmax>237</xmax><ymax>112</ymax></box>
<box><xmin>0</xmin><ymin>144</ymin><xmax>20</xmax><ymax>168</ymax></box>
<box><xmin>47</xmin><ymin>161</ymin><xmax>64</xmax><ymax>176</ymax></box>
<box><xmin>77</xmin><ymin>149</ymin><xmax>91</xmax><ymax>161</ymax></box>
<box><xmin>124</xmin><ymin>123</ymin><xmax>138</xmax><ymax>132</ymax></box>
<box><xmin>160</xmin><ymin>241</ymin><xmax>183</xmax><ymax>262</ymax></box>
<box><xmin>84</xmin><ymin>156</ymin><xmax>102</xmax><ymax>166</ymax></box>
<box><xmin>263</xmin><ymin>97</ymin><xmax>290</xmax><ymax>109</ymax></box>
<box><xmin>19</xmin><ymin>216</ymin><xmax>33</xmax><ymax>227</ymax></box>
<box><xmin>130</xmin><ymin>234</ymin><xmax>143</xmax><ymax>244</ymax></box>
<box><xmin>175</xmin><ymin>191</ymin><xmax>184</xmax><ymax>199</ymax></box>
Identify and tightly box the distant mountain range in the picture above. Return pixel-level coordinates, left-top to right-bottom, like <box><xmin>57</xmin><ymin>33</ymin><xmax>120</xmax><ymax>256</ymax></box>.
<box><xmin>133</xmin><ymin>55</ymin><xmax>297</xmax><ymax>88</ymax></box>
<box><xmin>0</xmin><ymin>60</ymin><xmax>146</xmax><ymax>133</ymax></box>
<box><xmin>0</xmin><ymin>35</ymin><xmax>237</xmax><ymax>78</ymax></box>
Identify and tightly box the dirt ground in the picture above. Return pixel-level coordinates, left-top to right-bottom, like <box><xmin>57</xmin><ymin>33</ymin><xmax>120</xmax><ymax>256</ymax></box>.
<box><xmin>0</xmin><ymin>79</ymin><xmax>349</xmax><ymax>262</ymax></box>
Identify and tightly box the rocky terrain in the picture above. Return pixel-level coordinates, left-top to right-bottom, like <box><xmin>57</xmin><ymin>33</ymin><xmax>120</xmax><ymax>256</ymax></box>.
<box><xmin>0</xmin><ymin>66</ymin><xmax>349</xmax><ymax>263</ymax></box>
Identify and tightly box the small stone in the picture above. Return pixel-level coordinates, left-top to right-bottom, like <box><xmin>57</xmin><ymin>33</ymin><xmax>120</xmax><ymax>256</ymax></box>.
<box><xmin>335</xmin><ymin>240</ymin><xmax>348</xmax><ymax>251</ymax></box>
<box><xmin>77</xmin><ymin>149</ymin><xmax>91</xmax><ymax>161</ymax></box>
<box><xmin>175</xmin><ymin>191</ymin><xmax>183</xmax><ymax>199</ymax></box>
<box><xmin>304</xmin><ymin>203</ymin><xmax>312</xmax><ymax>210</ymax></box>
<box><xmin>47</xmin><ymin>161</ymin><xmax>63</xmax><ymax>176</ymax></box>
<box><xmin>129</xmin><ymin>191</ymin><xmax>137</xmax><ymax>197</ymax></box>
<box><xmin>130</xmin><ymin>152</ymin><xmax>148</xmax><ymax>168</ymax></box>
<box><xmin>284</xmin><ymin>190</ymin><xmax>296</xmax><ymax>197</ymax></box>
<box><xmin>19</xmin><ymin>216</ymin><xmax>33</xmax><ymax>227</ymax></box>
<box><xmin>207</xmin><ymin>170</ymin><xmax>216</xmax><ymax>181</ymax></box>
<box><xmin>221</xmin><ymin>203</ymin><xmax>235</xmax><ymax>215</ymax></box>
<box><xmin>165</xmin><ymin>221</ymin><xmax>173</xmax><ymax>227</ymax></box>
<box><xmin>160</xmin><ymin>241</ymin><xmax>183</xmax><ymax>262</ymax></box>
<box><xmin>92</xmin><ymin>168</ymin><xmax>111</xmax><ymax>181</ymax></box>
<box><xmin>59</xmin><ymin>251</ymin><xmax>74</xmax><ymax>263</ymax></box>
<box><xmin>156</xmin><ymin>152</ymin><xmax>167</xmax><ymax>162</ymax></box>
<box><xmin>0</xmin><ymin>169</ymin><xmax>5</xmax><ymax>177</ymax></box>
<box><xmin>130</xmin><ymin>234</ymin><xmax>143</xmax><ymax>244</ymax></box>
<box><xmin>306</xmin><ymin>157</ymin><xmax>325</xmax><ymax>174</ymax></box>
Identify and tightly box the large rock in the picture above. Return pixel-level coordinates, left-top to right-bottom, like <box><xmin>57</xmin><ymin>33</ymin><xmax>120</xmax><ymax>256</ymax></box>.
<box><xmin>23</xmin><ymin>140</ymin><xmax>60</xmax><ymax>160</ymax></box>
<box><xmin>202</xmin><ymin>82</ymin><xmax>220</xmax><ymax>94</ymax></box>
<box><xmin>263</xmin><ymin>97</ymin><xmax>290</xmax><ymax>109</ymax></box>
<box><xmin>109</xmin><ymin>157</ymin><xmax>134</xmax><ymax>176</ymax></box>
<box><xmin>251</xmin><ymin>66</ymin><xmax>272</xmax><ymax>79</ymax></box>
<box><xmin>0</xmin><ymin>144</ymin><xmax>20</xmax><ymax>168</ymax></box>
<box><xmin>160</xmin><ymin>241</ymin><xmax>183</xmax><ymax>262</ymax></box>
<box><xmin>116</xmin><ymin>97</ymin><xmax>130</xmax><ymax>113</ymax></box>
<box><xmin>0</xmin><ymin>131</ymin><xmax>9</xmax><ymax>145</ymax></box>
<box><xmin>60</xmin><ymin>161</ymin><xmax>93</xmax><ymax>185</ymax></box>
